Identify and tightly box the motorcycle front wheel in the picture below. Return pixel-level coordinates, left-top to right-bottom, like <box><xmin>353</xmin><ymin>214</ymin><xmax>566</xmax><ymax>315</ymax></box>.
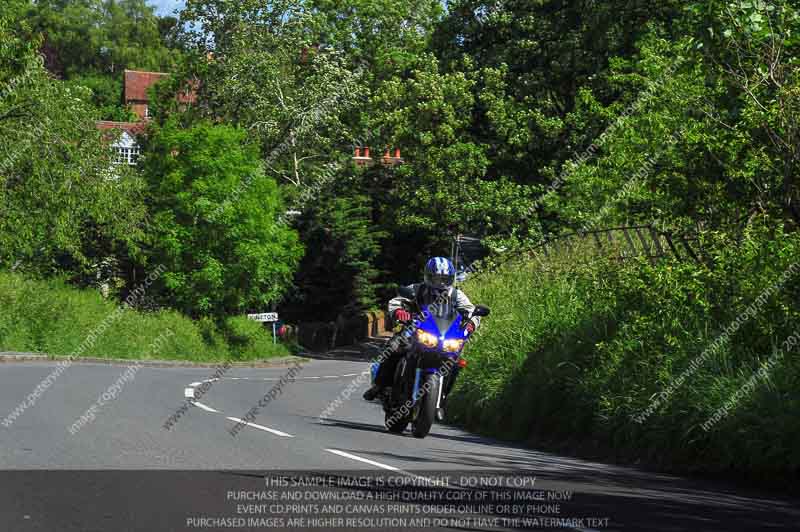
<box><xmin>411</xmin><ymin>373</ymin><xmax>438</xmax><ymax>438</ymax></box>
<box><xmin>385</xmin><ymin>358</ymin><xmax>410</xmax><ymax>434</ymax></box>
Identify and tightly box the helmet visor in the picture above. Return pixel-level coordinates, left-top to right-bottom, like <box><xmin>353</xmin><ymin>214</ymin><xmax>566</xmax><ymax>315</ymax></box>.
<box><xmin>425</xmin><ymin>271</ymin><xmax>454</xmax><ymax>289</ymax></box>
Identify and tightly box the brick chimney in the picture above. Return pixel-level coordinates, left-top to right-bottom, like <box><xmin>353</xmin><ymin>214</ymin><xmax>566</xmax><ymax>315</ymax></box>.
<box><xmin>353</xmin><ymin>146</ymin><xmax>403</xmax><ymax>167</ymax></box>
<box><xmin>353</xmin><ymin>146</ymin><xmax>373</xmax><ymax>166</ymax></box>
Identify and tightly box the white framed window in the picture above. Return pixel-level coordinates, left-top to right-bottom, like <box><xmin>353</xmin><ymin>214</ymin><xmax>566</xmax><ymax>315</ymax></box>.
<box><xmin>111</xmin><ymin>131</ymin><xmax>141</xmax><ymax>166</ymax></box>
<box><xmin>113</xmin><ymin>145</ymin><xmax>140</xmax><ymax>166</ymax></box>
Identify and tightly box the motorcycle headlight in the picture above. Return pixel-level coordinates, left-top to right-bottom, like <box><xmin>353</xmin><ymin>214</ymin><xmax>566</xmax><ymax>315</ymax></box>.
<box><xmin>442</xmin><ymin>339</ymin><xmax>464</xmax><ymax>352</ymax></box>
<box><xmin>416</xmin><ymin>330</ymin><xmax>438</xmax><ymax>348</ymax></box>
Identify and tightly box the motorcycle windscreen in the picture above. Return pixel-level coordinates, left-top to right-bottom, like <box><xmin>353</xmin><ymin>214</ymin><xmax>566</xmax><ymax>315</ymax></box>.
<box><xmin>419</xmin><ymin>305</ymin><xmax>462</xmax><ymax>339</ymax></box>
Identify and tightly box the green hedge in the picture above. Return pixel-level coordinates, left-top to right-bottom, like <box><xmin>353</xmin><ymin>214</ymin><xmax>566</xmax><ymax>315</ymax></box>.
<box><xmin>452</xmin><ymin>223</ymin><xmax>800</xmax><ymax>481</ymax></box>
<box><xmin>0</xmin><ymin>273</ymin><xmax>290</xmax><ymax>362</ymax></box>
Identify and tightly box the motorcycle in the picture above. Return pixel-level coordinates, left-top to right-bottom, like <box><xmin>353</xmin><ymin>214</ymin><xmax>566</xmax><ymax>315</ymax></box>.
<box><xmin>374</xmin><ymin>286</ymin><xmax>490</xmax><ymax>438</ymax></box>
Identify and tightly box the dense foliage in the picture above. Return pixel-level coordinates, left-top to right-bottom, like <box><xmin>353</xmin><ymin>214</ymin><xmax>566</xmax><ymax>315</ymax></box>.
<box><xmin>4</xmin><ymin>0</ymin><xmax>798</xmax><ymax>311</ymax></box>
<box><xmin>0</xmin><ymin>0</ymin><xmax>144</xmax><ymax>278</ymax></box>
<box><xmin>454</xmin><ymin>223</ymin><xmax>800</xmax><ymax>480</ymax></box>
<box><xmin>24</xmin><ymin>0</ymin><xmax>180</xmax><ymax>120</ymax></box>
<box><xmin>138</xmin><ymin>120</ymin><xmax>303</xmax><ymax>317</ymax></box>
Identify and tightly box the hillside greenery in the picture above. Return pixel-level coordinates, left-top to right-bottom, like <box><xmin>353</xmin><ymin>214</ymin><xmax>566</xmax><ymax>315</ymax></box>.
<box><xmin>454</xmin><ymin>222</ymin><xmax>800</xmax><ymax>480</ymax></box>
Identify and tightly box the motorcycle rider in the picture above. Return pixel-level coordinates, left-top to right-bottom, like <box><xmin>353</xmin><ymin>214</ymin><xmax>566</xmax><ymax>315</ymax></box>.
<box><xmin>362</xmin><ymin>257</ymin><xmax>481</xmax><ymax>419</ymax></box>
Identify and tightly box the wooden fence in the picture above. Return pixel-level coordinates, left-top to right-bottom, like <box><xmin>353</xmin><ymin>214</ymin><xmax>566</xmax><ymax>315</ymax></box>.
<box><xmin>533</xmin><ymin>225</ymin><xmax>704</xmax><ymax>263</ymax></box>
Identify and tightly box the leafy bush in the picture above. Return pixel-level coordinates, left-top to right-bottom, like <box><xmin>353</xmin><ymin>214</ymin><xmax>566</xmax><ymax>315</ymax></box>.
<box><xmin>452</xmin><ymin>222</ymin><xmax>800</xmax><ymax>481</ymax></box>
<box><xmin>0</xmin><ymin>272</ymin><xmax>291</xmax><ymax>362</ymax></box>
<box><xmin>137</xmin><ymin>120</ymin><xmax>304</xmax><ymax>318</ymax></box>
<box><xmin>223</xmin><ymin>316</ymin><xmax>288</xmax><ymax>360</ymax></box>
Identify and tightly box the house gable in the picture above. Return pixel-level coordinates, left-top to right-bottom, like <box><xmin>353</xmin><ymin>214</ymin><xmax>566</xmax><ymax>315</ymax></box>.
<box><xmin>96</xmin><ymin>121</ymin><xmax>145</xmax><ymax>166</ymax></box>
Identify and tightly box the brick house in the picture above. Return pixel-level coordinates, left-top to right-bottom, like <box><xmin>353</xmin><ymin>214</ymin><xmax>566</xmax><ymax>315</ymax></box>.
<box><xmin>124</xmin><ymin>69</ymin><xmax>169</xmax><ymax>120</ymax></box>
<box><xmin>97</xmin><ymin>69</ymin><xmax>197</xmax><ymax>166</ymax></box>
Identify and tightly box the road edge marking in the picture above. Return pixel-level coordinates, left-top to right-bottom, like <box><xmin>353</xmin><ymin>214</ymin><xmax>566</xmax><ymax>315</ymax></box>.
<box><xmin>325</xmin><ymin>448</ymin><xmax>444</xmax><ymax>485</ymax></box>
<box><xmin>194</xmin><ymin>402</ymin><xmax>219</xmax><ymax>413</ymax></box>
<box><xmin>226</xmin><ymin>416</ymin><xmax>294</xmax><ymax>438</ymax></box>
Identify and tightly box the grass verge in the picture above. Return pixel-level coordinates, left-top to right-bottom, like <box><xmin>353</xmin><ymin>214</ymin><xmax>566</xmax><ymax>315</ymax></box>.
<box><xmin>452</xmin><ymin>223</ymin><xmax>800</xmax><ymax>483</ymax></box>
<box><xmin>0</xmin><ymin>272</ymin><xmax>291</xmax><ymax>362</ymax></box>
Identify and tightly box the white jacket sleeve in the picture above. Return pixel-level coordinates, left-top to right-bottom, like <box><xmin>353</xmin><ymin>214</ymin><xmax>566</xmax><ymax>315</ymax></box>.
<box><xmin>453</xmin><ymin>288</ymin><xmax>480</xmax><ymax>329</ymax></box>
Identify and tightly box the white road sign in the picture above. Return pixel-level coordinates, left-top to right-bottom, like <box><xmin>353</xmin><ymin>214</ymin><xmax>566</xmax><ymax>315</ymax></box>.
<box><xmin>247</xmin><ymin>312</ymin><xmax>279</xmax><ymax>323</ymax></box>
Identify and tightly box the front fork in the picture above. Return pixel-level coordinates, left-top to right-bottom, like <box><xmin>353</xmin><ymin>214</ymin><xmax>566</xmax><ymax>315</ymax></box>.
<box><xmin>411</xmin><ymin>367</ymin><xmax>447</xmax><ymax>415</ymax></box>
<box><xmin>407</xmin><ymin>353</ymin><xmax>458</xmax><ymax>416</ymax></box>
<box><xmin>436</xmin><ymin>373</ymin><xmax>445</xmax><ymax>409</ymax></box>
<box><xmin>436</xmin><ymin>358</ymin><xmax>460</xmax><ymax>410</ymax></box>
<box><xmin>412</xmin><ymin>368</ymin><xmax>422</xmax><ymax>402</ymax></box>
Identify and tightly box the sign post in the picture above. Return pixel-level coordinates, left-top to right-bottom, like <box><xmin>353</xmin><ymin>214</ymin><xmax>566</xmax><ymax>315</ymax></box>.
<box><xmin>247</xmin><ymin>312</ymin><xmax>279</xmax><ymax>344</ymax></box>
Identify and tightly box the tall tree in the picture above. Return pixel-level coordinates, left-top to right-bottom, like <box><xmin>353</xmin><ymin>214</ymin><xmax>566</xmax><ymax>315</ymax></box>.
<box><xmin>27</xmin><ymin>0</ymin><xmax>177</xmax><ymax>77</ymax></box>
<box><xmin>173</xmin><ymin>0</ymin><xmax>365</xmax><ymax>198</ymax></box>
<box><xmin>433</xmin><ymin>1</ymin><xmax>685</xmax><ymax>209</ymax></box>
<box><xmin>367</xmin><ymin>53</ymin><xmax>537</xmax><ymax>251</ymax></box>
<box><xmin>138</xmin><ymin>120</ymin><xmax>304</xmax><ymax>317</ymax></box>
<box><xmin>25</xmin><ymin>0</ymin><xmax>180</xmax><ymax>119</ymax></box>
<box><xmin>540</xmin><ymin>1</ymin><xmax>800</xmax><ymax>234</ymax></box>
<box><xmin>0</xmin><ymin>0</ymin><xmax>145</xmax><ymax>277</ymax></box>
<box><xmin>284</xmin><ymin>187</ymin><xmax>387</xmax><ymax>321</ymax></box>
<box><xmin>309</xmin><ymin>0</ymin><xmax>443</xmax><ymax>77</ymax></box>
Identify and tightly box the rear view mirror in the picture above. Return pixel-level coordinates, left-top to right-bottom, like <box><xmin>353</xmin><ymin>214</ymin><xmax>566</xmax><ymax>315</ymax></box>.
<box><xmin>472</xmin><ymin>305</ymin><xmax>490</xmax><ymax>318</ymax></box>
<box><xmin>397</xmin><ymin>285</ymin><xmax>415</xmax><ymax>299</ymax></box>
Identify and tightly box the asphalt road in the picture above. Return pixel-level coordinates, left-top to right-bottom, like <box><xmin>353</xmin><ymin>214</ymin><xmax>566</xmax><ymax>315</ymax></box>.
<box><xmin>1</xmin><ymin>342</ymin><xmax>798</xmax><ymax>531</ymax></box>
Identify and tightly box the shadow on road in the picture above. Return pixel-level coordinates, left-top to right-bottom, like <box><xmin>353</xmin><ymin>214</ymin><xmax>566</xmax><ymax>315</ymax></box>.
<box><xmin>4</xmin><ymin>468</ymin><xmax>797</xmax><ymax>532</ymax></box>
<box><xmin>314</xmin><ymin>417</ymin><xmax>388</xmax><ymax>435</ymax></box>
<box><xmin>255</xmin><ymin>468</ymin><xmax>800</xmax><ymax>532</ymax></box>
<box><xmin>299</xmin><ymin>338</ymin><xmax>389</xmax><ymax>363</ymax></box>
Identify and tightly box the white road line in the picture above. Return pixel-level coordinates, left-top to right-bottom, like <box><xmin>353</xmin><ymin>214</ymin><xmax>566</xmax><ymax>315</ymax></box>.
<box><xmin>180</xmin><ymin>372</ymin><xmax>597</xmax><ymax>532</ymax></box>
<box><xmin>194</xmin><ymin>402</ymin><xmax>219</xmax><ymax>413</ymax></box>
<box><xmin>325</xmin><ymin>448</ymin><xmax>406</xmax><ymax>472</ymax></box>
<box><xmin>325</xmin><ymin>449</ymin><xmax>438</xmax><ymax>484</ymax></box>
<box><xmin>226</xmin><ymin>417</ymin><xmax>294</xmax><ymax>438</ymax></box>
<box><xmin>326</xmin><ymin>449</ymin><xmax>595</xmax><ymax>532</ymax></box>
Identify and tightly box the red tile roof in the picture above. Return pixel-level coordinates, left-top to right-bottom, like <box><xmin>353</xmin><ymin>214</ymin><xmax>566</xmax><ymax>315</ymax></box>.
<box><xmin>123</xmin><ymin>69</ymin><xmax>198</xmax><ymax>105</ymax></box>
<box><xmin>95</xmin><ymin>121</ymin><xmax>147</xmax><ymax>135</ymax></box>
<box><xmin>124</xmin><ymin>70</ymin><xmax>169</xmax><ymax>102</ymax></box>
